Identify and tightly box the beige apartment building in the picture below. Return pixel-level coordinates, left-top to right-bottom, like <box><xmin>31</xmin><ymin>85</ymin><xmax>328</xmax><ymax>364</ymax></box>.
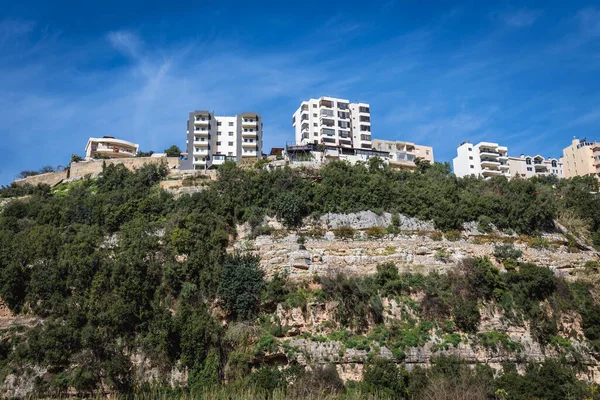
<box><xmin>371</xmin><ymin>139</ymin><xmax>434</xmax><ymax>171</ymax></box>
<box><xmin>562</xmin><ymin>138</ymin><xmax>600</xmax><ymax>179</ymax></box>
<box><xmin>508</xmin><ymin>155</ymin><xmax>563</xmax><ymax>179</ymax></box>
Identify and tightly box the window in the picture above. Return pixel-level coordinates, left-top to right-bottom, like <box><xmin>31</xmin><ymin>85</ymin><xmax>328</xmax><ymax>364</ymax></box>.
<box><xmin>313</xmin><ymin>113</ymin><xmax>317</xmax><ymax>117</ymax></box>
<box><xmin>313</xmin><ymin>104</ymin><xmax>317</xmax><ymax>108</ymax></box>
<box><xmin>229</xmin><ymin>132</ymin><xmax>234</xmax><ymax>136</ymax></box>
<box><xmin>216</xmin><ymin>141</ymin><xmax>222</xmax><ymax>146</ymax></box>
<box><xmin>292</xmin><ymin>116</ymin><xmax>295</xmax><ymax>124</ymax></box>
<box><xmin>217</xmin><ymin>131</ymin><xmax>222</xmax><ymax>136</ymax></box>
<box><xmin>468</xmin><ymin>148</ymin><xmax>472</xmax><ymax>151</ymax></box>
<box><xmin>314</xmin><ymin>132</ymin><xmax>318</xmax><ymax>136</ymax></box>
<box><xmin>469</xmin><ymin>156</ymin><xmax>473</xmax><ymax>160</ymax></box>
<box><xmin>313</xmin><ymin>123</ymin><xmax>318</xmax><ymax>127</ymax></box>
<box><xmin>470</xmin><ymin>165</ymin><xmax>474</xmax><ymax>168</ymax></box>
<box><xmin>426</xmin><ymin>150</ymin><xmax>430</xmax><ymax>155</ymax></box>
<box><xmin>228</xmin><ymin>152</ymin><xmax>233</xmax><ymax>156</ymax></box>
<box><xmin>526</xmin><ymin>158</ymin><xmax>531</xmax><ymax>165</ymax></box>
<box><xmin>217</xmin><ymin>122</ymin><xmax>222</xmax><ymax>126</ymax></box>
<box><xmin>552</xmin><ymin>160</ymin><xmax>557</xmax><ymax>167</ymax></box>
<box><xmin>228</xmin><ymin>142</ymin><xmax>234</xmax><ymax>146</ymax></box>
<box><xmin>527</xmin><ymin>167</ymin><xmax>532</xmax><ymax>171</ymax></box>
<box><xmin>228</xmin><ymin>122</ymin><xmax>234</xmax><ymax>126</ymax></box>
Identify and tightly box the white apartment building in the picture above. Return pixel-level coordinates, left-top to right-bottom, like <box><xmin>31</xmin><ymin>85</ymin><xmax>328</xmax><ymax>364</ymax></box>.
<box><xmin>453</xmin><ymin>141</ymin><xmax>510</xmax><ymax>178</ymax></box>
<box><xmin>85</xmin><ymin>136</ymin><xmax>139</xmax><ymax>160</ymax></box>
<box><xmin>182</xmin><ymin>111</ymin><xmax>263</xmax><ymax>170</ymax></box>
<box><xmin>292</xmin><ymin>96</ymin><xmax>372</xmax><ymax>150</ymax></box>
<box><xmin>508</xmin><ymin>155</ymin><xmax>563</xmax><ymax>179</ymax></box>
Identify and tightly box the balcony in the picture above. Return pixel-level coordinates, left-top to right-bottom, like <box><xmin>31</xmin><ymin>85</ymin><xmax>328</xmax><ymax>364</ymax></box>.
<box><xmin>212</xmin><ymin>155</ymin><xmax>236</xmax><ymax>165</ymax></box>
<box><xmin>194</xmin><ymin>118</ymin><xmax>209</xmax><ymax>126</ymax></box>
<box><xmin>90</xmin><ymin>145</ymin><xmax>137</xmax><ymax>158</ymax></box>
<box><xmin>242</xmin><ymin>141</ymin><xmax>257</xmax><ymax>148</ymax></box>
<box><xmin>320</xmin><ymin>118</ymin><xmax>335</xmax><ymax>127</ymax></box>
<box><xmin>480</xmin><ymin>159</ymin><xmax>500</xmax><ymax>167</ymax></box>
<box><xmin>242</xmin><ymin>119</ymin><xmax>258</xmax><ymax>128</ymax></box>
<box><xmin>242</xmin><ymin>131</ymin><xmax>258</xmax><ymax>138</ymax></box>
<box><xmin>320</xmin><ymin>128</ymin><xmax>335</xmax><ymax>136</ymax></box>
<box><xmin>480</xmin><ymin>150</ymin><xmax>500</xmax><ymax>157</ymax></box>
<box><xmin>339</xmin><ymin>140</ymin><xmax>352</xmax><ymax>147</ymax></box>
<box><xmin>534</xmin><ymin>163</ymin><xmax>548</xmax><ymax>171</ymax></box>
<box><xmin>481</xmin><ymin>168</ymin><xmax>504</xmax><ymax>177</ymax></box>
<box><xmin>194</xmin><ymin>140</ymin><xmax>210</xmax><ymax>147</ymax></box>
<box><xmin>324</xmin><ymin>148</ymin><xmax>340</xmax><ymax>158</ymax></box>
<box><xmin>319</xmin><ymin>99</ymin><xmax>334</xmax><ymax>108</ymax></box>
<box><xmin>499</xmin><ymin>163</ymin><xmax>510</xmax><ymax>169</ymax></box>
<box><xmin>194</xmin><ymin>129</ymin><xmax>209</xmax><ymax>137</ymax></box>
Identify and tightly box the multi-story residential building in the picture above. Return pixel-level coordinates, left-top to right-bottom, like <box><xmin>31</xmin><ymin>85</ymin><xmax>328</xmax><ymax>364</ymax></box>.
<box><xmin>452</xmin><ymin>141</ymin><xmax>510</xmax><ymax>179</ymax></box>
<box><xmin>561</xmin><ymin>138</ymin><xmax>600</xmax><ymax>179</ymax></box>
<box><xmin>372</xmin><ymin>139</ymin><xmax>434</xmax><ymax>171</ymax></box>
<box><xmin>182</xmin><ymin>111</ymin><xmax>263</xmax><ymax>170</ymax></box>
<box><xmin>292</xmin><ymin>97</ymin><xmax>372</xmax><ymax>150</ymax></box>
<box><xmin>508</xmin><ymin>155</ymin><xmax>563</xmax><ymax>179</ymax></box>
<box><xmin>85</xmin><ymin>136</ymin><xmax>139</xmax><ymax>160</ymax></box>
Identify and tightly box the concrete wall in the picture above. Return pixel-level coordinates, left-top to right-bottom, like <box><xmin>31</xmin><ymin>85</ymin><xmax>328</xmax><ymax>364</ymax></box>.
<box><xmin>14</xmin><ymin>170</ymin><xmax>69</xmax><ymax>187</ymax></box>
<box><xmin>70</xmin><ymin>157</ymin><xmax>180</xmax><ymax>179</ymax></box>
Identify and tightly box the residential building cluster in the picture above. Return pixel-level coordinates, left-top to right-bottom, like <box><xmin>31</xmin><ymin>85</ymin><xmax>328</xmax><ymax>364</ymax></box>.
<box><xmin>78</xmin><ymin>97</ymin><xmax>599</xmax><ymax>182</ymax></box>
<box><xmin>452</xmin><ymin>137</ymin><xmax>598</xmax><ymax>181</ymax></box>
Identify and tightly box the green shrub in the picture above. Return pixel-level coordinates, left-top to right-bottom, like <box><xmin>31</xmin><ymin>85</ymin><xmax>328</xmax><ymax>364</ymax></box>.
<box><xmin>361</xmin><ymin>357</ymin><xmax>408</xmax><ymax>398</ymax></box>
<box><xmin>218</xmin><ymin>254</ymin><xmax>265</xmax><ymax>320</ymax></box>
<box><xmin>444</xmin><ymin>230</ymin><xmax>462</xmax><ymax>241</ymax></box>
<box><xmin>503</xmin><ymin>258</ymin><xmax>518</xmax><ymax>270</ymax></box>
<box><xmin>332</xmin><ymin>226</ymin><xmax>356</xmax><ymax>240</ymax></box>
<box><xmin>529</xmin><ymin>237</ymin><xmax>550</xmax><ymax>250</ymax></box>
<box><xmin>477</xmin><ymin>215</ymin><xmax>494</xmax><ymax>233</ymax></box>
<box><xmin>365</xmin><ymin>226</ymin><xmax>386</xmax><ymax>239</ymax></box>
<box><xmin>429</xmin><ymin>231</ymin><xmax>443</xmax><ymax>241</ymax></box>
<box><xmin>494</xmin><ymin>243</ymin><xmax>523</xmax><ymax>261</ymax></box>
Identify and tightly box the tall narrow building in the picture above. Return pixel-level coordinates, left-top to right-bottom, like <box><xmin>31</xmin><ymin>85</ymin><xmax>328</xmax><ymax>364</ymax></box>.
<box><xmin>183</xmin><ymin>111</ymin><xmax>263</xmax><ymax>170</ymax></box>
<box><xmin>292</xmin><ymin>96</ymin><xmax>372</xmax><ymax>150</ymax></box>
<box><xmin>561</xmin><ymin>138</ymin><xmax>600</xmax><ymax>179</ymax></box>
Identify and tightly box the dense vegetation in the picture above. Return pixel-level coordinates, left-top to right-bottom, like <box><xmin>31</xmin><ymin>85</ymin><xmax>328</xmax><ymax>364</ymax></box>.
<box><xmin>0</xmin><ymin>160</ymin><xmax>600</xmax><ymax>398</ymax></box>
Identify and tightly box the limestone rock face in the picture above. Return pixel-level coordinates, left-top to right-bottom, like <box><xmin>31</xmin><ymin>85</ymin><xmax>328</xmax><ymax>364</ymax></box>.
<box><xmin>318</xmin><ymin>211</ymin><xmax>434</xmax><ymax>231</ymax></box>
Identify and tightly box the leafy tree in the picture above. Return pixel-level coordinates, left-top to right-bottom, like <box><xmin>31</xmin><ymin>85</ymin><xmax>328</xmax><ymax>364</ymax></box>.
<box><xmin>361</xmin><ymin>357</ymin><xmax>408</xmax><ymax>398</ymax></box>
<box><xmin>164</xmin><ymin>145</ymin><xmax>182</xmax><ymax>157</ymax></box>
<box><xmin>218</xmin><ymin>254</ymin><xmax>265</xmax><ymax>320</ymax></box>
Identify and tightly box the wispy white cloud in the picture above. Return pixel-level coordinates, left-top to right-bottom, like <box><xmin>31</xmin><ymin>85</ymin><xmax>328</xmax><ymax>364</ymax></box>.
<box><xmin>576</xmin><ymin>7</ymin><xmax>600</xmax><ymax>37</ymax></box>
<box><xmin>500</xmin><ymin>9</ymin><xmax>541</xmax><ymax>28</ymax></box>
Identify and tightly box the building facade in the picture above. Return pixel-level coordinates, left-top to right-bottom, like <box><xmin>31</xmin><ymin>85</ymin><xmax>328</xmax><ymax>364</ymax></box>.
<box><xmin>561</xmin><ymin>138</ymin><xmax>600</xmax><ymax>179</ymax></box>
<box><xmin>372</xmin><ymin>139</ymin><xmax>434</xmax><ymax>171</ymax></box>
<box><xmin>452</xmin><ymin>141</ymin><xmax>510</xmax><ymax>179</ymax></box>
<box><xmin>183</xmin><ymin>111</ymin><xmax>263</xmax><ymax>170</ymax></box>
<box><xmin>508</xmin><ymin>155</ymin><xmax>563</xmax><ymax>179</ymax></box>
<box><xmin>85</xmin><ymin>136</ymin><xmax>139</xmax><ymax>160</ymax></box>
<box><xmin>292</xmin><ymin>97</ymin><xmax>372</xmax><ymax>150</ymax></box>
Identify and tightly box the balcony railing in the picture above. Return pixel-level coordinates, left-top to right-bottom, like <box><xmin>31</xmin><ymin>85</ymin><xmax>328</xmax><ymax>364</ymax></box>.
<box><xmin>319</xmin><ymin>100</ymin><xmax>333</xmax><ymax>108</ymax></box>
<box><xmin>320</xmin><ymin>128</ymin><xmax>335</xmax><ymax>136</ymax></box>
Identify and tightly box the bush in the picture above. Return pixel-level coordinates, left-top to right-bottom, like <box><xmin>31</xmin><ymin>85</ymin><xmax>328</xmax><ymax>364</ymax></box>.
<box><xmin>218</xmin><ymin>254</ymin><xmax>265</xmax><ymax>320</ymax></box>
<box><xmin>529</xmin><ymin>237</ymin><xmax>550</xmax><ymax>250</ymax></box>
<box><xmin>273</xmin><ymin>192</ymin><xmax>305</xmax><ymax>228</ymax></box>
<box><xmin>361</xmin><ymin>357</ymin><xmax>408</xmax><ymax>398</ymax></box>
<box><xmin>477</xmin><ymin>215</ymin><xmax>493</xmax><ymax>233</ymax></box>
<box><xmin>444</xmin><ymin>230</ymin><xmax>461</xmax><ymax>241</ymax></box>
<box><xmin>493</xmin><ymin>243</ymin><xmax>523</xmax><ymax>261</ymax></box>
<box><xmin>429</xmin><ymin>231</ymin><xmax>443</xmax><ymax>241</ymax></box>
<box><xmin>365</xmin><ymin>226</ymin><xmax>386</xmax><ymax>239</ymax></box>
<box><xmin>332</xmin><ymin>226</ymin><xmax>356</xmax><ymax>240</ymax></box>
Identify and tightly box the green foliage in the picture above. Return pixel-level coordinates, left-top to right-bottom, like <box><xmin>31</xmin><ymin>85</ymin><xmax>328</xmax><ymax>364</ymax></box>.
<box><xmin>365</xmin><ymin>226</ymin><xmax>387</xmax><ymax>239</ymax></box>
<box><xmin>444</xmin><ymin>230</ymin><xmax>461</xmax><ymax>241</ymax></box>
<box><xmin>70</xmin><ymin>154</ymin><xmax>84</xmax><ymax>164</ymax></box>
<box><xmin>493</xmin><ymin>243</ymin><xmax>523</xmax><ymax>261</ymax></box>
<box><xmin>332</xmin><ymin>226</ymin><xmax>356</xmax><ymax>240</ymax></box>
<box><xmin>218</xmin><ymin>254</ymin><xmax>265</xmax><ymax>321</ymax></box>
<box><xmin>273</xmin><ymin>192</ymin><xmax>305</xmax><ymax>228</ymax></box>
<box><xmin>164</xmin><ymin>145</ymin><xmax>182</xmax><ymax>157</ymax></box>
<box><xmin>361</xmin><ymin>357</ymin><xmax>408</xmax><ymax>398</ymax></box>
<box><xmin>477</xmin><ymin>330</ymin><xmax>521</xmax><ymax>351</ymax></box>
<box><xmin>477</xmin><ymin>215</ymin><xmax>493</xmax><ymax>233</ymax></box>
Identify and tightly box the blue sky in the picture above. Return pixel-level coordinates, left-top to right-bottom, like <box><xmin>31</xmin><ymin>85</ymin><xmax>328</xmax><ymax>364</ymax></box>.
<box><xmin>1</xmin><ymin>1</ymin><xmax>600</xmax><ymax>184</ymax></box>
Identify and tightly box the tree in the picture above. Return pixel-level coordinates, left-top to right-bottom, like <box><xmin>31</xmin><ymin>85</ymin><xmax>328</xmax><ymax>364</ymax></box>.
<box><xmin>362</xmin><ymin>357</ymin><xmax>408</xmax><ymax>398</ymax></box>
<box><xmin>273</xmin><ymin>192</ymin><xmax>304</xmax><ymax>228</ymax></box>
<box><xmin>218</xmin><ymin>254</ymin><xmax>265</xmax><ymax>320</ymax></box>
<box><xmin>70</xmin><ymin>154</ymin><xmax>84</xmax><ymax>164</ymax></box>
<box><xmin>164</xmin><ymin>145</ymin><xmax>182</xmax><ymax>157</ymax></box>
<box><xmin>136</xmin><ymin>150</ymin><xmax>154</xmax><ymax>157</ymax></box>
